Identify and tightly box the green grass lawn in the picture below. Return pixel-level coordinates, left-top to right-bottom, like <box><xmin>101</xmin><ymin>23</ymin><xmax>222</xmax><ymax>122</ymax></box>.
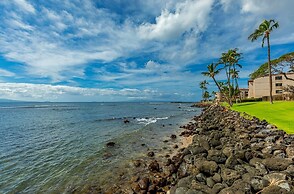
<box><xmin>231</xmin><ymin>101</ymin><xmax>294</xmax><ymax>134</ymax></box>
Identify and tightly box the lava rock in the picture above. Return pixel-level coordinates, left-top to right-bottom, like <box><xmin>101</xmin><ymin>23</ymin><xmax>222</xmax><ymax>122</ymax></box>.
<box><xmin>106</xmin><ymin>142</ymin><xmax>115</xmax><ymax>147</ymax></box>
<box><xmin>148</xmin><ymin>160</ymin><xmax>159</xmax><ymax>172</ymax></box>
<box><xmin>263</xmin><ymin>158</ymin><xmax>293</xmax><ymax>171</ymax></box>
<box><xmin>171</xmin><ymin>134</ymin><xmax>177</xmax><ymax>139</ymax></box>
<box><xmin>147</xmin><ymin>151</ymin><xmax>155</xmax><ymax>157</ymax></box>
<box><xmin>138</xmin><ymin>177</ymin><xmax>149</xmax><ymax>190</ymax></box>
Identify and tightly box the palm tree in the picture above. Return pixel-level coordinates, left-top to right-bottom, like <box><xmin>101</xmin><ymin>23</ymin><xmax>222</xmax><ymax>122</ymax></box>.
<box><xmin>202</xmin><ymin>63</ymin><xmax>233</xmax><ymax>105</ymax></box>
<box><xmin>248</xmin><ymin>19</ymin><xmax>279</xmax><ymax>104</ymax></box>
<box><xmin>219</xmin><ymin>48</ymin><xmax>242</xmax><ymax>106</ymax></box>
<box><xmin>201</xmin><ymin>63</ymin><xmax>222</xmax><ymax>92</ymax></box>
<box><xmin>203</xmin><ymin>91</ymin><xmax>211</xmax><ymax>102</ymax></box>
<box><xmin>199</xmin><ymin>80</ymin><xmax>208</xmax><ymax>101</ymax></box>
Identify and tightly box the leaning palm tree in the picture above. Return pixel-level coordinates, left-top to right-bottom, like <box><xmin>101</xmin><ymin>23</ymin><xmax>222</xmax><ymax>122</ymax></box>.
<box><xmin>202</xmin><ymin>63</ymin><xmax>233</xmax><ymax>106</ymax></box>
<box><xmin>248</xmin><ymin>19</ymin><xmax>279</xmax><ymax>104</ymax></box>
<box><xmin>201</xmin><ymin>63</ymin><xmax>221</xmax><ymax>92</ymax></box>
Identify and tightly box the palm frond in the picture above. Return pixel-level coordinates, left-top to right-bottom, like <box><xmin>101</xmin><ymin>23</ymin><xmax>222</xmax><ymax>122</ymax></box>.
<box><xmin>248</xmin><ymin>29</ymin><xmax>263</xmax><ymax>41</ymax></box>
<box><xmin>270</xmin><ymin>21</ymin><xmax>279</xmax><ymax>31</ymax></box>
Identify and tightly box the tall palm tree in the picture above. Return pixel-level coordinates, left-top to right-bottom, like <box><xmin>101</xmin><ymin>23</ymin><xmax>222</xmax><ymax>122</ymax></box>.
<box><xmin>248</xmin><ymin>19</ymin><xmax>279</xmax><ymax>104</ymax></box>
<box><xmin>219</xmin><ymin>48</ymin><xmax>242</xmax><ymax>106</ymax></box>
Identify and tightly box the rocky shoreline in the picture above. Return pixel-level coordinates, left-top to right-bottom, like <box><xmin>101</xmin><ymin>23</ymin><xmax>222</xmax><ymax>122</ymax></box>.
<box><xmin>112</xmin><ymin>104</ymin><xmax>294</xmax><ymax>194</ymax></box>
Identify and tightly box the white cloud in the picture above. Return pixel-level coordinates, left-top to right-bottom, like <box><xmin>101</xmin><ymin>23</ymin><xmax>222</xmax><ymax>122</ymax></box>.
<box><xmin>13</xmin><ymin>0</ymin><xmax>35</xmax><ymax>13</ymax></box>
<box><xmin>0</xmin><ymin>0</ymin><xmax>294</xmax><ymax>102</ymax></box>
<box><xmin>9</xmin><ymin>18</ymin><xmax>34</xmax><ymax>30</ymax></box>
<box><xmin>0</xmin><ymin>69</ymin><xmax>16</xmax><ymax>77</ymax></box>
<box><xmin>0</xmin><ymin>83</ymin><xmax>159</xmax><ymax>101</ymax></box>
<box><xmin>138</xmin><ymin>0</ymin><xmax>214</xmax><ymax>41</ymax></box>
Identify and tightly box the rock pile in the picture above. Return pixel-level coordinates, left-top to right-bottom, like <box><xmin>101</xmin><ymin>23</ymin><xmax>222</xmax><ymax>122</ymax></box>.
<box><xmin>126</xmin><ymin>104</ymin><xmax>294</xmax><ymax>194</ymax></box>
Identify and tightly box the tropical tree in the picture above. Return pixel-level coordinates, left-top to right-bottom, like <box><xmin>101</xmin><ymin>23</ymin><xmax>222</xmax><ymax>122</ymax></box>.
<box><xmin>202</xmin><ymin>63</ymin><xmax>231</xmax><ymax>105</ymax></box>
<box><xmin>250</xmin><ymin>51</ymin><xmax>294</xmax><ymax>81</ymax></box>
<box><xmin>248</xmin><ymin>19</ymin><xmax>279</xmax><ymax>104</ymax></box>
<box><xmin>199</xmin><ymin>80</ymin><xmax>208</xmax><ymax>101</ymax></box>
<box><xmin>219</xmin><ymin>48</ymin><xmax>242</xmax><ymax>106</ymax></box>
<box><xmin>201</xmin><ymin>63</ymin><xmax>222</xmax><ymax>92</ymax></box>
<box><xmin>203</xmin><ymin>91</ymin><xmax>211</xmax><ymax>102</ymax></box>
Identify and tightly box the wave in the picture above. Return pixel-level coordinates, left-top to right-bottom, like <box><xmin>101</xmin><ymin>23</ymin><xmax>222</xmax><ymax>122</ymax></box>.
<box><xmin>136</xmin><ymin>117</ymin><xmax>168</xmax><ymax>125</ymax></box>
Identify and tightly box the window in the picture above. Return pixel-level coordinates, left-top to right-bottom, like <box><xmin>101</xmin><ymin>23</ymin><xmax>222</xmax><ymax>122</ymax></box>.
<box><xmin>275</xmin><ymin>83</ymin><xmax>282</xmax><ymax>87</ymax></box>
<box><xmin>275</xmin><ymin>76</ymin><xmax>282</xmax><ymax>80</ymax></box>
<box><xmin>276</xmin><ymin>90</ymin><xmax>283</xmax><ymax>94</ymax></box>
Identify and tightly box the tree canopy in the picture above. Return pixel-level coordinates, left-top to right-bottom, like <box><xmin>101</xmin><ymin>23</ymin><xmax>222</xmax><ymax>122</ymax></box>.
<box><xmin>250</xmin><ymin>51</ymin><xmax>294</xmax><ymax>79</ymax></box>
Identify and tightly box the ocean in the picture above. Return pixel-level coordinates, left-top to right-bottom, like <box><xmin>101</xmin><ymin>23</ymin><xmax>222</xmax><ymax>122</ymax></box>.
<box><xmin>0</xmin><ymin>102</ymin><xmax>200</xmax><ymax>193</ymax></box>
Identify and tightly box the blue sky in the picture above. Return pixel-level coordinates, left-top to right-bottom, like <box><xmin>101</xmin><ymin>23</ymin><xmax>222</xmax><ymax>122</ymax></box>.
<box><xmin>0</xmin><ymin>0</ymin><xmax>294</xmax><ymax>102</ymax></box>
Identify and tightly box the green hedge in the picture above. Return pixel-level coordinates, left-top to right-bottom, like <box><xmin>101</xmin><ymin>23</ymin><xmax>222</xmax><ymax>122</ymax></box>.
<box><xmin>240</xmin><ymin>98</ymin><xmax>262</xmax><ymax>102</ymax></box>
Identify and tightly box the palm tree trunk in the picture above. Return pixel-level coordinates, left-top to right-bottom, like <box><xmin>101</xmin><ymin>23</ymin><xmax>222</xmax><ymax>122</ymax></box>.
<box><xmin>213</xmin><ymin>77</ymin><xmax>232</xmax><ymax>107</ymax></box>
<box><xmin>267</xmin><ymin>35</ymin><xmax>273</xmax><ymax>104</ymax></box>
<box><xmin>225</xmin><ymin>67</ymin><xmax>233</xmax><ymax>106</ymax></box>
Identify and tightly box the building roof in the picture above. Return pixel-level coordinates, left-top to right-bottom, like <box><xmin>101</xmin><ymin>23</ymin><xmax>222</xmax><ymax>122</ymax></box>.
<box><xmin>254</xmin><ymin>72</ymin><xmax>294</xmax><ymax>80</ymax></box>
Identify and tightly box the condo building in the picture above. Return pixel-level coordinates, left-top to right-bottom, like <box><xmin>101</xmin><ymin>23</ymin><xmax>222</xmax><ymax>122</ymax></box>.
<box><xmin>248</xmin><ymin>73</ymin><xmax>294</xmax><ymax>98</ymax></box>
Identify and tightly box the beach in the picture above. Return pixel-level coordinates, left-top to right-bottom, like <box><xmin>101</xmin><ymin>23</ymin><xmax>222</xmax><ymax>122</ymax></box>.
<box><xmin>2</xmin><ymin>102</ymin><xmax>294</xmax><ymax>193</ymax></box>
<box><xmin>109</xmin><ymin>104</ymin><xmax>294</xmax><ymax>194</ymax></box>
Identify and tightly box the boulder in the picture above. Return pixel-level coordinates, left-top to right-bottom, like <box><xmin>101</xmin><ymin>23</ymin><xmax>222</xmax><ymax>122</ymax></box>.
<box><xmin>207</xmin><ymin>149</ymin><xmax>227</xmax><ymax>164</ymax></box>
<box><xmin>175</xmin><ymin>187</ymin><xmax>189</xmax><ymax>194</ymax></box>
<box><xmin>286</xmin><ymin>146</ymin><xmax>294</xmax><ymax>158</ymax></box>
<box><xmin>197</xmin><ymin>160</ymin><xmax>219</xmax><ymax>176</ymax></box>
<box><xmin>106</xmin><ymin>141</ymin><xmax>115</xmax><ymax>147</ymax></box>
<box><xmin>148</xmin><ymin>160</ymin><xmax>159</xmax><ymax>172</ymax></box>
<box><xmin>263</xmin><ymin>158</ymin><xmax>293</xmax><ymax>171</ymax></box>
<box><xmin>250</xmin><ymin>176</ymin><xmax>269</xmax><ymax>192</ymax></box>
<box><xmin>261</xmin><ymin>185</ymin><xmax>291</xmax><ymax>194</ymax></box>
<box><xmin>147</xmin><ymin>151</ymin><xmax>155</xmax><ymax>157</ymax></box>
<box><xmin>220</xmin><ymin>168</ymin><xmax>241</xmax><ymax>186</ymax></box>
<box><xmin>138</xmin><ymin>177</ymin><xmax>149</xmax><ymax>190</ymax></box>
<box><xmin>171</xmin><ymin>134</ymin><xmax>177</xmax><ymax>139</ymax></box>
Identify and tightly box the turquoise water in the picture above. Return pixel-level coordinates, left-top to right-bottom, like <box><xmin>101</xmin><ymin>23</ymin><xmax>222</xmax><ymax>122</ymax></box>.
<box><xmin>0</xmin><ymin>102</ymin><xmax>199</xmax><ymax>193</ymax></box>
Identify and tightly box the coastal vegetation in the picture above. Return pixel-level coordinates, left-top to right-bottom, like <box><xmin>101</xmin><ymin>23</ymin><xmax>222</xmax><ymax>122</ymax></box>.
<box><xmin>231</xmin><ymin>101</ymin><xmax>294</xmax><ymax>133</ymax></box>
<box><xmin>250</xmin><ymin>51</ymin><xmax>294</xmax><ymax>80</ymax></box>
<box><xmin>199</xmin><ymin>80</ymin><xmax>210</xmax><ymax>101</ymax></box>
<box><xmin>202</xmin><ymin>48</ymin><xmax>242</xmax><ymax>107</ymax></box>
<box><xmin>248</xmin><ymin>19</ymin><xmax>279</xmax><ymax>104</ymax></box>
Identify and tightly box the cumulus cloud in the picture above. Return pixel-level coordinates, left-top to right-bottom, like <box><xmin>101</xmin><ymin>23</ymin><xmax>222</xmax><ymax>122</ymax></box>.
<box><xmin>138</xmin><ymin>0</ymin><xmax>214</xmax><ymax>41</ymax></box>
<box><xmin>0</xmin><ymin>0</ymin><xmax>294</xmax><ymax>101</ymax></box>
<box><xmin>0</xmin><ymin>1</ymin><xmax>139</xmax><ymax>81</ymax></box>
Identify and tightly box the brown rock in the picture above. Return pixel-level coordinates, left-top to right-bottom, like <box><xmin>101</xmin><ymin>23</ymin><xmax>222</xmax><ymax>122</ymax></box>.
<box><xmin>133</xmin><ymin>160</ymin><xmax>141</xmax><ymax>167</ymax></box>
<box><xmin>106</xmin><ymin>141</ymin><xmax>115</xmax><ymax>147</ymax></box>
<box><xmin>131</xmin><ymin>183</ymin><xmax>141</xmax><ymax>193</ymax></box>
<box><xmin>147</xmin><ymin>151</ymin><xmax>155</xmax><ymax>157</ymax></box>
<box><xmin>221</xmin><ymin>168</ymin><xmax>241</xmax><ymax>186</ymax></box>
<box><xmin>261</xmin><ymin>185</ymin><xmax>291</xmax><ymax>194</ymax></box>
<box><xmin>138</xmin><ymin>177</ymin><xmax>149</xmax><ymax>190</ymax></box>
<box><xmin>170</xmin><ymin>134</ymin><xmax>177</xmax><ymax>139</ymax></box>
<box><xmin>286</xmin><ymin>146</ymin><xmax>294</xmax><ymax>158</ymax></box>
<box><xmin>263</xmin><ymin>158</ymin><xmax>293</xmax><ymax>171</ymax></box>
<box><xmin>197</xmin><ymin>160</ymin><xmax>218</xmax><ymax>176</ymax></box>
<box><xmin>148</xmin><ymin>160</ymin><xmax>159</xmax><ymax>172</ymax></box>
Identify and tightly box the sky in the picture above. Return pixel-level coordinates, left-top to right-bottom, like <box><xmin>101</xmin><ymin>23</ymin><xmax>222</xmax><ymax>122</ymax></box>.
<box><xmin>0</xmin><ymin>0</ymin><xmax>294</xmax><ymax>102</ymax></box>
